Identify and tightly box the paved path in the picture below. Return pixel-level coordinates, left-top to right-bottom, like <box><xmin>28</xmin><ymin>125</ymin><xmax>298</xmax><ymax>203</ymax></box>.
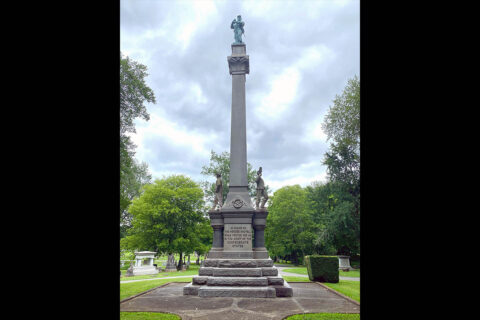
<box><xmin>120</xmin><ymin>268</ymin><xmax>359</xmax><ymax>283</ymax></box>
<box><xmin>120</xmin><ymin>282</ymin><xmax>359</xmax><ymax>319</ymax></box>
<box><xmin>276</xmin><ymin>266</ymin><xmax>360</xmax><ymax>282</ymax></box>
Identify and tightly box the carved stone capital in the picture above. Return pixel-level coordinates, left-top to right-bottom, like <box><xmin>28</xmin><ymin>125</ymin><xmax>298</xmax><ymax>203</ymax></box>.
<box><xmin>208</xmin><ymin>210</ymin><xmax>224</xmax><ymax>227</ymax></box>
<box><xmin>228</xmin><ymin>55</ymin><xmax>249</xmax><ymax>75</ymax></box>
<box><xmin>253</xmin><ymin>224</ymin><xmax>265</xmax><ymax>231</ymax></box>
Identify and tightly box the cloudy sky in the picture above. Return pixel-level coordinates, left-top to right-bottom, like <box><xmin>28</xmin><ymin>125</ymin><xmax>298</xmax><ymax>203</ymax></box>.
<box><xmin>120</xmin><ymin>0</ymin><xmax>359</xmax><ymax>192</ymax></box>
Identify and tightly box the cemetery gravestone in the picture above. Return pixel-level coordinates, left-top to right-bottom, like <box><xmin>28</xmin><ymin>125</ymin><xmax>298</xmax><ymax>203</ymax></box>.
<box><xmin>165</xmin><ymin>254</ymin><xmax>177</xmax><ymax>272</ymax></box>
<box><xmin>338</xmin><ymin>255</ymin><xmax>354</xmax><ymax>271</ymax></box>
<box><xmin>126</xmin><ymin>262</ymin><xmax>134</xmax><ymax>277</ymax></box>
<box><xmin>130</xmin><ymin>251</ymin><xmax>159</xmax><ymax>276</ymax></box>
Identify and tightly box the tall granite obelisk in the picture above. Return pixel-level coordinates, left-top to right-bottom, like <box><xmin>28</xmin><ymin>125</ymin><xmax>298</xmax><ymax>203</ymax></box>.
<box><xmin>183</xmin><ymin>15</ymin><xmax>292</xmax><ymax>298</ymax></box>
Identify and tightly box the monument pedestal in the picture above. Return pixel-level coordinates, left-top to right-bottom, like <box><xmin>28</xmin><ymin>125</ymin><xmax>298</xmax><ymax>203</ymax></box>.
<box><xmin>183</xmin><ymin>209</ymin><xmax>293</xmax><ymax>297</ymax></box>
<box><xmin>129</xmin><ymin>251</ymin><xmax>159</xmax><ymax>276</ymax></box>
<box><xmin>338</xmin><ymin>255</ymin><xmax>354</xmax><ymax>271</ymax></box>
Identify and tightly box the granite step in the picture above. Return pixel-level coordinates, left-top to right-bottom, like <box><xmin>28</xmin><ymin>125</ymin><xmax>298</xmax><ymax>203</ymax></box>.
<box><xmin>261</xmin><ymin>267</ymin><xmax>278</xmax><ymax>276</ymax></box>
<box><xmin>266</xmin><ymin>276</ymin><xmax>284</xmax><ymax>285</ymax></box>
<box><xmin>183</xmin><ymin>283</ymin><xmax>201</xmax><ymax>295</ymax></box>
<box><xmin>270</xmin><ymin>280</ymin><xmax>293</xmax><ymax>297</ymax></box>
<box><xmin>197</xmin><ymin>286</ymin><xmax>276</xmax><ymax>298</ymax></box>
<box><xmin>213</xmin><ymin>267</ymin><xmax>262</xmax><ymax>277</ymax></box>
<box><xmin>203</xmin><ymin>258</ymin><xmax>274</xmax><ymax>268</ymax></box>
<box><xmin>192</xmin><ymin>276</ymin><xmax>208</xmax><ymax>285</ymax></box>
<box><xmin>206</xmin><ymin>276</ymin><xmax>268</xmax><ymax>286</ymax></box>
<box><xmin>199</xmin><ymin>266</ymin><xmax>279</xmax><ymax>277</ymax></box>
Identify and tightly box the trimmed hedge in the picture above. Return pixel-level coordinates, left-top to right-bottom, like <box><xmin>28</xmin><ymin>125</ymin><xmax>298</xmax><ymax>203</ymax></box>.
<box><xmin>305</xmin><ymin>255</ymin><xmax>339</xmax><ymax>283</ymax></box>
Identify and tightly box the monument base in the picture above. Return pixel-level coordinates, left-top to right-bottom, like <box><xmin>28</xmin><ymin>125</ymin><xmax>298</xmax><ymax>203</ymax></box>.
<box><xmin>338</xmin><ymin>255</ymin><xmax>354</xmax><ymax>271</ymax></box>
<box><xmin>183</xmin><ymin>257</ymin><xmax>293</xmax><ymax>297</ymax></box>
<box><xmin>130</xmin><ymin>266</ymin><xmax>159</xmax><ymax>276</ymax></box>
<box><xmin>207</xmin><ymin>250</ymin><xmax>254</xmax><ymax>259</ymax></box>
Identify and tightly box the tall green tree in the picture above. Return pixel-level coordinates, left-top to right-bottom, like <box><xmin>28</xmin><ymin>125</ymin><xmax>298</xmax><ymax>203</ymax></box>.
<box><xmin>200</xmin><ymin>150</ymin><xmax>269</xmax><ymax>207</ymax></box>
<box><xmin>322</xmin><ymin>75</ymin><xmax>360</xmax><ymax>196</ymax></box>
<box><xmin>265</xmin><ymin>185</ymin><xmax>318</xmax><ymax>264</ymax></box>
<box><xmin>316</xmin><ymin>75</ymin><xmax>360</xmax><ymax>256</ymax></box>
<box><xmin>120</xmin><ymin>175</ymin><xmax>207</xmax><ymax>269</ymax></box>
<box><xmin>306</xmin><ymin>181</ymin><xmax>359</xmax><ymax>256</ymax></box>
<box><xmin>120</xmin><ymin>53</ymin><xmax>156</xmax><ymax>234</ymax></box>
<box><xmin>322</xmin><ymin>75</ymin><xmax>360</xmax><ymax>150</ymax></box>
<box><xmin>120</xmin><ymin>160</ymin><xmax>152</xmax><ymax>237</ymax></box>
<box><xmin>188</xmin><ymin>218</ymin><xmax>212</xmax><ymax>262</ymax></box>
<box><xmin>120</xmin><ymin>53</ymin><xmax>155</xmax><ymax>136</ymax></box>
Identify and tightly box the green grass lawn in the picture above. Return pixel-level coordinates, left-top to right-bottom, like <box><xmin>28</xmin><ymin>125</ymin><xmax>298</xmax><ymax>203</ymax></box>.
<box><xmin>120</xmin><ymin>312</ymin><xmax>181</xmax><ymax>320</ymax></box>
<box><xmin>338</xmin><ymin>270</ymin><xmax>360</xmax><ymax>278</ymax></box>
<box><xmin>283</xmin><ymin>267</ymin><xmax>360</xmax><ymax>278</ymax></box>
<box><xmin>283</xmin><ymin>268</ymin><xmax>309</xmax><ymax>275</ymax></box>
<box><xmin>283</xmin><ymin>276</ymin><xmax>359</xmax><ymax>303</ymax></box>
<box><xmin>121</xmin><ymin>265</ymin><xmax>200</xmax><ymax>281</ymax></box>
<box><xmin>120</xmin><ymin>277</ymin><xmax>193</xmax><ymax>301</ymax></box>
<box><xmin>323</xmin><ymin>280</ymin><xmax>360</xmax><ymax>302</ymax></box>
<box><xmin>285</xmin><ymin>313</ymin><xmax>360</xmax><ymax>320</ymax></box>
<box><xmin>274</xmin><ymin>261</ymin><xmax>303</xmax><ymax>267</ymax></box>
<box><xmin>120</xmin><ymin>277</ymin><xmax>193</xmax><ymax>320</ymax></box>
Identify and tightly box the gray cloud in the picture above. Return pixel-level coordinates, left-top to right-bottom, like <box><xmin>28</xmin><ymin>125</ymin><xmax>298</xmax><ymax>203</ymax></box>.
<box><xmin>121</xmin><ymin>0</ymin><xmax>359</xmax><ymax>191</ymax></box>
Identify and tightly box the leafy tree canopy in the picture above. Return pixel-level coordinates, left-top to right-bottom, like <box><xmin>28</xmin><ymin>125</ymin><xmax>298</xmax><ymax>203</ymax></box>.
<box><xmin>322</xmin><ymin>75</ymin><xmax>360</xmax><ymax>149</ymax></box>
<box><xmin>120</xmin><ymin>175</ymin><xmax>208</xmax><ymax>258</ymax></box>
<box><xmin>321</xmin><ymin>75</ymin><xmax>360</xmax><ymax>196</ymax></box>
<box><xmin>307</xmin><ymin>75</ymin><xmax>361</xmax><ymax>256</ymax></box>
<box><xmin>120</xmin><ymin>53</ymin><xmax>156</xmax><ymax>233</ymax></box>
<box><xmin>306</xmin><ymin>181</ymin><xmax>359</xmax><ymax>256</ymax></box>
<box><xmin>265</xmin><ymin>185</ymin><xmax>319</xmax><ymax>264</ymax></box>
<box><xmin>120</xmin><ymin>53</ymin><xmax>155</xmax><ymax>136</ymax></box>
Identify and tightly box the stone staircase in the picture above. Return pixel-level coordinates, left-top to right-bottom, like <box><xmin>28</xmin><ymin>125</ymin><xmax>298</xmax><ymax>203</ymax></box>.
<box><xmin>183</xmin><ymin>258</ymin><xmax>292</xmax><ymax>298</ymax></box>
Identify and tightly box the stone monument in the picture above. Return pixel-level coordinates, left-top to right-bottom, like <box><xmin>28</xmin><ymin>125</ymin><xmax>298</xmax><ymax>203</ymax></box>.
<box><xmin>184</xmin><ymin>17</ymin><xmax>292</xmax><ymax>298</ymax></box>
<box><xmin>338</xmin><ymin>255</ymin><xmax>354</xmax><ymax>271</ymax></box>
<box><xmin>126</xmin><ymin>262</ymin><xmax>134</xmax><ymax>277</ymax></box>
<box><xmin>130</xmin><ymin>251</ymin><xmax>159</xmax><ymax>276</ymax></box>
<box><xmin>165</xmin><ymin>254</ymin><xmax>177</xmax><ymax>272</ymax></box>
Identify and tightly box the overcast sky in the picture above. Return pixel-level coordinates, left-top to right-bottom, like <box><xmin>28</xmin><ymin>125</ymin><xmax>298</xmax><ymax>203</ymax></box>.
<box><xmin>120</xmin><ymin>0</ymin><xmax>359</xmax><ymax>193</ymax></box>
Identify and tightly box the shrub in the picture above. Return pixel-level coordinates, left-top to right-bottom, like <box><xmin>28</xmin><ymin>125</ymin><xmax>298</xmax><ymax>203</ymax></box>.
<box><xmin>305</xmin><ymin>255</ymin><xmax>339</xmax><ymax>283</ymax></box>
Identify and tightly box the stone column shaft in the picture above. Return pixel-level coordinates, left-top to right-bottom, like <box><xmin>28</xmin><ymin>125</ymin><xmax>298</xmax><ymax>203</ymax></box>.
<box><xmin>230</xmin><ymin>73</ymin><xmax>247</xmax><ymax>188</ymax></box>
<box><xmin>253</xmin><ymin>225</ymin><xmax>265</xmax><ymax>248</ymax></box>
<box><xmin>253</xmin><ymin>210</ymin><xmax>268</xmax><ymax>249</ymax></box>
<box><xmin>222</xmin><ymin>43</ymin><xmax>253</xmax><ymax>212</ymax></box>
<box><xmin>209</xmin><ymin>210</ymin><xmax>224</xmax><ymax>249</ymax></box>
<box><xmin>212</xmin><ymin>225</ymin><xmax>224</xmax><ymax>248</ymax></box>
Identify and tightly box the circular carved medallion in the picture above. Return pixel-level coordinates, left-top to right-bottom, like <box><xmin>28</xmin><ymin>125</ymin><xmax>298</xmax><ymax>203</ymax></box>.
<box><xmin>232</xmin><ymin>199</ymin><xmax>245</xmax><ymax>209</ymax></box>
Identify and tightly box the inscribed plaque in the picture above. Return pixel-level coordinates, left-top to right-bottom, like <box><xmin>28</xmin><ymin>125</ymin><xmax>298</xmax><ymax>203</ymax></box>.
<box><xmin>223</xmin><ymin>224</ymin><xmax>252</xmax><ymax>251</ymax></box>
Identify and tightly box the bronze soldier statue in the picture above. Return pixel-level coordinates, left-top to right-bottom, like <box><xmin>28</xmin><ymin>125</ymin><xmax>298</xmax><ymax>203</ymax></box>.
<box><xmin>212</xmin><ymin>172</ymin><xmax>223</xmax><ymax>210</ymax></box>
<box><xmin>255</xmin><ymin>167</ymin><xmax>269</xmax><ymax>209</ymax></box>
<box><xmin>231</xmin><ymin>15</ymin><xmax>245</xmax><ymax>44</ymax></box>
